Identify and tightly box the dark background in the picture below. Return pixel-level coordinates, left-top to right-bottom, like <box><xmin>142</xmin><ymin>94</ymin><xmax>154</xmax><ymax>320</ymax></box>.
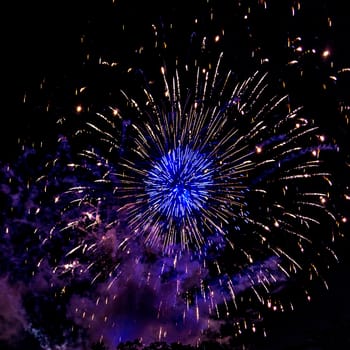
<box><xmin>2</xmin><ymin>1</ymin><xmax>350</xmax><ymax>348</ymax></box>
<box><xmin>3</xmin><ymin>0</ymin><xmax>350</xmax><ymax>155</ymax></box>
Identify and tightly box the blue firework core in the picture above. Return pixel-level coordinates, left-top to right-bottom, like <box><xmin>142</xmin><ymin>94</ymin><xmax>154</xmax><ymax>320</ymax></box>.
<box><xmin>145</xmin><ymin>146</ymin><xmax>214</xmax><ymax>219</ymax></box>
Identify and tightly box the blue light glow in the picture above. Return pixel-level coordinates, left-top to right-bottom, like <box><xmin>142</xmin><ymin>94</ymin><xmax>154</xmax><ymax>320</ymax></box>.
<box><xmin>145</xmin><ymin>146</ymin><xmax>214</xmax><ymax>219</ymax></box>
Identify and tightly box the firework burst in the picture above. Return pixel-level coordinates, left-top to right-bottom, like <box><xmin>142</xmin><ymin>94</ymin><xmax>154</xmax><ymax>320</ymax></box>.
<box><xmin>47</xmin><ymin>48</ymin><xmax>342</xmax><ymax>345</ymax></box>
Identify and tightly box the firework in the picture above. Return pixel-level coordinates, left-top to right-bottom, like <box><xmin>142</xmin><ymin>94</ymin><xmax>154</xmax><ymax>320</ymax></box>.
<box><xmin>1</xmin><ymin>1</ymin><xmax>348</xmax><ymax>349</ymax></box>
<box><xmin>44</xmin><ymin>48</ymin><xmax>342</xmax><ymax>346</ymax></box>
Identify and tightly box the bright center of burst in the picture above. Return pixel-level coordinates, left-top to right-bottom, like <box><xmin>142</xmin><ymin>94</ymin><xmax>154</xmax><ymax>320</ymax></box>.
<box><xmin>145</xmin><ymin>146</ymin><xmax>214</xmax><ymax>219</ymax></box>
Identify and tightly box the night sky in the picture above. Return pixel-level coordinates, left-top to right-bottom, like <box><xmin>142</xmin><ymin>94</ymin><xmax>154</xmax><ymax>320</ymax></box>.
<box><xmin>4</xmin><ymin>1</ymin><xmax>350</xmax><ymax>156</ymax></box>
<box><xmin>2</xmin><ymin>1</ymin><xmax>350</xmax><ymax>349</ymax></box>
